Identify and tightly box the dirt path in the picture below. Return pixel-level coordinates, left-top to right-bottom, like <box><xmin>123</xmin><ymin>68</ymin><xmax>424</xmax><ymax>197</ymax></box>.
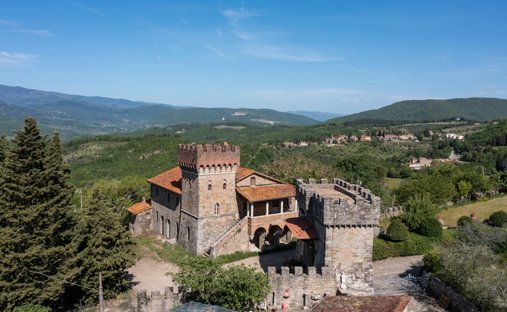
<box><xmin>128</xmin><ymin>245</ymin><xmax>178</xmax><ymax>292</ymax></box>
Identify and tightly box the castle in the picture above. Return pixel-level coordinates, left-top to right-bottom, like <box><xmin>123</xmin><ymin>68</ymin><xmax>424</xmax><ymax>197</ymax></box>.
<box><xmin>128</xmin><ymin>143</ymin><xmax>298</xmax><ymax>256</ymax></box>
<box><xmin>128</xmin><ymin>143</ymin><xmax>382</xmax><ymax>309</ymax></box>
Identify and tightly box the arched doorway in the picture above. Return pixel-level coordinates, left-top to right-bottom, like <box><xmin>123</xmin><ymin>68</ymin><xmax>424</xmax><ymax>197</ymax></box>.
<box><xmin>267</xmin><ymin>225</ymin><xmax>283</xmax><ymax>246</ymax></box>
<box><xmin>253</xmin><ymin>227</ymin><xmax>267</xmax><ymax>250</ymax></box>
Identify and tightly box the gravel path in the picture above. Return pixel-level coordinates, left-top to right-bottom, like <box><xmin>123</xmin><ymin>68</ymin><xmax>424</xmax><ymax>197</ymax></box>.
<box><xmin>128</xmin><ymin>246</ymin><xmax>178</xmax><ymax>292</ymax></box>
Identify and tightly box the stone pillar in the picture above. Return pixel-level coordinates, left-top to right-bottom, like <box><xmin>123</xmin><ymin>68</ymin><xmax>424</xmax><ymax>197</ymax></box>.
<box><xmin>280</xmin><ymin>199</ymin><xmax>284</xmax><ymax>214</ymax></box>
<box><xmin>249</xmin><ymin>202</ymin><xmax>252</xmax><ymax>217</ymax></box>
<box><xmin>266</xmin><ymin>201</ymin><xmax>269</xmax><ymax>215</ymax></box>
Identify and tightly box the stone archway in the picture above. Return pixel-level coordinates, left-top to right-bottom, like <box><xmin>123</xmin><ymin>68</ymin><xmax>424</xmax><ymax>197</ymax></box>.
<box><xmin>267</xmin><ymin>225</ymin><xmax>283</xmax><ymax>246</ymax></box>
<box><xmin>253</xmin><ymin>227</ymin><xmax>267</xmax><ymax>250</ymax></box>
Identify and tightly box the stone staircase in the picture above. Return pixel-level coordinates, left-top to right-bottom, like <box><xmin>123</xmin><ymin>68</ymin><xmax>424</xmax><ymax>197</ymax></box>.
<box><xmin>204</xmin><ymin>216</ymin><xmax>248</xmax><ymax>257</ymax></box>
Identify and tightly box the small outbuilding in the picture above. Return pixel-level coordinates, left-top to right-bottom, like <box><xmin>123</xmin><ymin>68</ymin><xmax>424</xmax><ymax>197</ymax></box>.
<box><xmin>127</xmin><ymin>198</ymin><xmax>152</xmax><ymax>236</ymax></box>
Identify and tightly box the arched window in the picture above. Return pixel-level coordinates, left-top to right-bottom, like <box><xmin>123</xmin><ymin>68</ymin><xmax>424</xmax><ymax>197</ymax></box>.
<box><xmin>208</xmin><ymin>180</ymin><xmax>212</xmax><ymax>191</ymax></box>
<box><xmin>187</xmin><ymin>226</ymin><xmax>191</xmax><ymax>241</ymax></box>
<box><xmin>214</xmin><ymin>203</ymin><xmax>220</xmax><ymax>215</ymax></box>
<box><xmin>223</xmin><ymin>179</ymin><xmax>227</xmax><ymax>190</ymax></box>
<box><xmin>250</xmin><ymin>176</ymin><xmax>256</xmax><ymax>186</ymax></box>
<box><xmin>166</xmin><ymin>219</ymin><xmax>171</xmax><ymax>239</ymax></box>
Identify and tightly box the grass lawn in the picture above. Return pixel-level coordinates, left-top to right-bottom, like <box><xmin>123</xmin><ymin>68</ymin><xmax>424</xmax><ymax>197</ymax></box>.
<box><xmin>438</xmin><ymin>195</ymin><xmax>507</xmax><ymax>226</ymax></box>
<box><xmin>136</xmin><ymin>236</ymin><xmax>296</xmax><ymax>266</ymax></box>
<box><xmin>384</xmin><ymin>177</ymin><xmax>403</xmax><ymax>190</ymax></box>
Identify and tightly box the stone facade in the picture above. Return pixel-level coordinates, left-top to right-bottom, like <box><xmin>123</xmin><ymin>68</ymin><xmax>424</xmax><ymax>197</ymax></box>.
<box><xmin>129</xmin><ymin>209</ymin><xmax>153</xmax><ymax>237</ymax></box>
<box><xmin>267</xmin><ymin>266</ymin><xmax>337</xmax><ymax>309</ymax></box>
<box><xmin>139</xmin><ymin>143</ymin><xmax>297</xmax><ymax>256</ymax></box>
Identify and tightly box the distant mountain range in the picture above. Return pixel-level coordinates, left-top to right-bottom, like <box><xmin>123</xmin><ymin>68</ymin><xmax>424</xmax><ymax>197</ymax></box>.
<box><xmin>0</xmin><ymin>85</ymin><xmax>318</xmax><ymax>140</ymax></box>
<box><xmin>333</xmin><ymin>98</ymin><xmax>507</xmax><ymax>123</ymax></box>
<box><xmin>288</xmin><ymin>110</ymin><xmax>344</xmax><ymax>122</ymax></box>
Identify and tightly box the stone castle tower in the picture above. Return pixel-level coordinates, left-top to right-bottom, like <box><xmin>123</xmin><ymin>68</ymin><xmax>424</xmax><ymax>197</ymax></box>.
<box><xmin>177</xmin><ymin>143</ymin><xmax>240</xmax><ymax>255</ymax></box>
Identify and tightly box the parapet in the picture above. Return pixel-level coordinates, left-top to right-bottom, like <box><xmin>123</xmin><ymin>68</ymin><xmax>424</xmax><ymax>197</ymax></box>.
<box><xmin>297</xmin><ymin>178</ymin><xmax>381</xmax><ymax>226</ymax></box>
<box><xmin>177</xmin><ymin>143</ymin><xmax>240</xmax><ymax>169</ymax></box>
<box><xmin>267</xmin><ymin>266</ymin><xmax>337</xmax><ymax>308</ymax></box>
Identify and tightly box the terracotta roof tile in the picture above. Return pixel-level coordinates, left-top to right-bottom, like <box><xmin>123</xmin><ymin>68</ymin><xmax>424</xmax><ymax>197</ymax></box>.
<box><xmin>285</xmin><ymin>217</ymin><xmax>318</xmax><ymax>240</ymax></box>
<box><xmin>311</xmin><ymin>295</ymin><xmax>410</xmax><ymax>312</ymax></box>
<box><xmin>127</xmin><ymin>201</ymin><xmax>152</xmax><ymax>215</ymax></box>
<box><xmin>235</xmin><ymin>167</ymin><xmax>256</xmax><ymax>181</ymax></box>
<box><xmin>148</xmin><ymin>167</ymin><xmax>182</xmax><ymax>194</ymax></box>
<box><xmin>236</xmin><ymin>184</ymin><xmax>295</xmax><ymax>202</ymax></box>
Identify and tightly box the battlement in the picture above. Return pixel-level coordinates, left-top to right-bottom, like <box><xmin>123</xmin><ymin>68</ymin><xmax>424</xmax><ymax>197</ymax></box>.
<box><xmin>267</xmin><ymin>266</ymin><xmax>337</xmax><ymax>309</ymax></box>
<box><xmin>177</xmin><ymin>143</ymin><xmax>240</xmax><ymax>169</ymax></box>
<box><xmin>296</xmin><ymin>178</ymin><xmax>380</xmax><ymax>205</ymax></box>
<box><xmin>296</xmin><ymin>178</ymin><xmax>381</xmax><ymax>226</ymax></box>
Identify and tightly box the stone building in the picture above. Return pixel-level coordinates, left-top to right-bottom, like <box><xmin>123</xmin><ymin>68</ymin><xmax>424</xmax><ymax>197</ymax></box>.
<box><xmin>267</xmin><ymin>178</ymin><xmax>381</xmax><ymax>308</ymax></box>
<box><xmin>127</xmin><ymin>198</ymin><xmax>153</xmax><ymax>237</ymax></box>
<box><xmin>128</xmin><ymin>143</ymin><xmax>297</xmax><ymax>256</ymax></box>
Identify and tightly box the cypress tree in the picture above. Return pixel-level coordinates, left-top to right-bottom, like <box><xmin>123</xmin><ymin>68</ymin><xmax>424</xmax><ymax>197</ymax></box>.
<box><xmin>0</xmin><ymin>119</ymin><xmax>75</xmax><ymax>311</ymax></box>
<box><xmin>72</xmin><ymin>190</ymin><xmax>136</xmax><ymax>303</ymax></box>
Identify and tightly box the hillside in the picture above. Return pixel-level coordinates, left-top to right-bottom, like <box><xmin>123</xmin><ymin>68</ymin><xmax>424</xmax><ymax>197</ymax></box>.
<box><xmin>334</xmin><ymin>98</ymin><xmax>507</xmax><ymax>123</ymax></box>
<box><xmin>288</xmin><ymin>110</ymin><xmax>344</xmax><ymax>122</ymax></box>
<box><xmin>0</xmin><ymin>84</ymin><xmax>318</xmax><ymax>140</ymax></box>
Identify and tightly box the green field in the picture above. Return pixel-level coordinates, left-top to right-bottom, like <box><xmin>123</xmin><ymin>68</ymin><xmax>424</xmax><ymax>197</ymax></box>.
<box><xmin>438</xmin><ymin>196</ymin><xmax>507</xmax><ymax>226</ymax></box>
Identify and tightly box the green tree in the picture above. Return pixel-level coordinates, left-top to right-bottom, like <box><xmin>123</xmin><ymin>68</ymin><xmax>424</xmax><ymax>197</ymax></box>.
<box><xmin>172</xmin><ymin>257</ymin><xmax>270</xmax><ymax>311</ymax></box>
<box><xmin>13</xmin><ymin>304</ymin><xmax>51</xmax><ymax>312</ymax></box>
<box><xmin>401</xmin><ymin>193</ymin><xmax>438</xmax><ymax>230</ymax></box>
<box><xmin>71</xmin><ymin>191</ymin><xmax>136</xmax><ymax>303</ymax></box>
<box><xmin>0</xmin><ymin>118</ymin><xmax>75</xmax><ymax>311</ymax></box>
<box><xmin>456</xmin><ymin>180</ymin><xmax>472</xmax><ymax>203</ymax></box>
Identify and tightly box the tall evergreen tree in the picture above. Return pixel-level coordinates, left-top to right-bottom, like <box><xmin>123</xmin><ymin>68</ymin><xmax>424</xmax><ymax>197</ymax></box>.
<box><xmin>0</xmin><ymin>119</ymin><xmax>75</xmax><ymax>311</ymax></box>
<box><xmin>72</xmin><ymin>190</ymin><xmax>136</xmax><ymax>303</ymax></box>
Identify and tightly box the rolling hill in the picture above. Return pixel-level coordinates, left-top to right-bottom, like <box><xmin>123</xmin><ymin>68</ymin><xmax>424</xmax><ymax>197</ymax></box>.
<box><xmin>334</xmin><ymin>98</ymin><xmax>507</xmax><ymax>123</ymax></box>
<box><xmin>0</xmin><ymin>84</ymin><xmax>318</xmax><ymax>140</ymax></box>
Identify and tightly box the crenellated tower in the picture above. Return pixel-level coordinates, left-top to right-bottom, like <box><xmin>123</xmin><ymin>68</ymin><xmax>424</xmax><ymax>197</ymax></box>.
<box><xmin>177</xmin><ymin>143</ymin><xmax>240</xmax><ymax>255</ymax></box>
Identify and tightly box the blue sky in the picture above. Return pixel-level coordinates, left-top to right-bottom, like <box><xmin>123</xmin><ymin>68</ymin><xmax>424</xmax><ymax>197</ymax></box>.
<box><xmin>0</xmin><ymin>0</ymin><xmax>506</xmax><ymax>114</ymax></box>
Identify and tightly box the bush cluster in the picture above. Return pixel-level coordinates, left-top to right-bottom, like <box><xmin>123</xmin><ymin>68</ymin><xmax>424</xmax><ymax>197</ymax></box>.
<box><xmin>373</xmin><ymin>233</ymin><xmax>433</xmax><ymax>260</ymax></box>
<box><xmin>385</xmin><ymin>219</ymin><xmax>409</xmax><ymax>242</ymax></box>
<box><xmin>457</xmin><ymin>215</ymin><xmax>473</xmax><ymax>227</ymax></box>
<box><xmin>417</xmin><ymin>217</ymin><xmax>443</xmax><ymax>237</ymax></box>
<box><xmin>487</xmin><ymin>210</ymin><xmax>507</xmax><ymax>227</ymax></box>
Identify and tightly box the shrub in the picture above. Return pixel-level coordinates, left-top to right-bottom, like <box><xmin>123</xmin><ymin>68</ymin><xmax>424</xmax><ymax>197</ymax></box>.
<box><xmin>373</xmin><ymin>232</ymin><xmax>434</xmax><ymax>260</ymax></box>
<box><xmin>385</xmin><ymin>219</ymin><xmax>409</xmax><ymax>242</ymax></box>
<box><xmin>488</xmin><ymin>210</ymin><xmax>507</xmax><ymax>227</ymax></box>
<box><xmin>423</xmin><ymin>250</ymin><xmax>443</xmax><ymax>273</ymax></box>
<box><xmin>13</xmin><ymin>305</ymin><xmax>51</xmax><ymax>312</ymax></box>
<box><xmin>457</xmin><ymin>215</ymin><xmax>473</xmax><ymax>227</ymax></box>
<box><xmin>418</xmin><ymin>217</ymin><xmax>443</xmax><ymax>237</ymax></box>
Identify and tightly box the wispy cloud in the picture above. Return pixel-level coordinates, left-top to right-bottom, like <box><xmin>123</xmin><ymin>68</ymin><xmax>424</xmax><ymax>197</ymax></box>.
<box><xmin>12</xmin><ymin>28</ymin><xmax>54</xmax><ymax>37</ymax></box>
<box><xmin>202</xmin><ymin>43</ymin><xmax>225</xmax><ymax>58</ymax></box>
<box><xmin>66</xmin><ymin>1</ymin><xmax>104</xmax><ymax>17</ymax></box>
<box><xmin>244</xmin><ymin>45</ymin><xmax>338</xmax><ymax>62</ymax></box>
<box><xmin>221</xmin><ymin>8</ymin><xmax>261</xmax><ymax>22</ymax></box>
<box><xmin>0</xmin><ymin>51</ymin><xmax>38</xmax><ymax>66</ymax></box>
<box><xmin>0</xmin><ymin>19</ymin><xmax>18</xmax><ymax>26</ymax></box>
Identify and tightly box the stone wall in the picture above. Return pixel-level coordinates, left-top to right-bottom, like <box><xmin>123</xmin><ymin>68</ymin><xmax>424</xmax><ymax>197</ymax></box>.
<box><xmin>151</xmin><ymin>184</ymin><xmax>181</xmax><ymax>240</ymax></box>
<box><xmin>324</xmin><ymin>226</ymin><xmax>375</xmax><ymax>271</ymax></box>
<box><xmin>422</xmin><ymin>273</ymin><xmax>479</xmax><ymax>312</ymax></box>
<box><xmin>104</xmin><ymin>288</ymin><xmax>181</xmax><ymax>312</ymax></box>
<box><xmin>267</xmin><ymin>266</ymin><xmax>337</xmax><ymax>310</ymax></box>
<box><xmin>129</xmin><ymin>209</ymin><xmax>153</xmax><ymax>237</ymax></box>
<box><xmin>210</xmin><ymin>217</ymin><xmax>251</xmax><ymax>256</ymax></box>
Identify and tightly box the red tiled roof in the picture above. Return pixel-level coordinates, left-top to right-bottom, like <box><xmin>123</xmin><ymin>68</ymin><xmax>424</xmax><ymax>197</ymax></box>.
<box><xmin>235</xmin><ymin>167</ymin><xmax>256</xmax><ymax>181</ymax></box>
<box><xmin>147</xmin><ymin>167</ymin><xmax>182</xmax><ymax>194</ymax></box>
<box><xmin>285</xmin><ymin>217</ymin><xmax>318</xmax><ymax>240</ymax></box>
<box><xmin>127</xmin><ymin>201</ymin><xmax>152</xmax><ymax>215</ymax></box>
<box><xmin>311</xmin><ymin>295</ymin><xmax>410</xmax><ymax>312</ymax></box>
<box><xmin>236</xmin><ymin>184</ymin><xmax>296</xmax><ymax>202</ymax></box>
